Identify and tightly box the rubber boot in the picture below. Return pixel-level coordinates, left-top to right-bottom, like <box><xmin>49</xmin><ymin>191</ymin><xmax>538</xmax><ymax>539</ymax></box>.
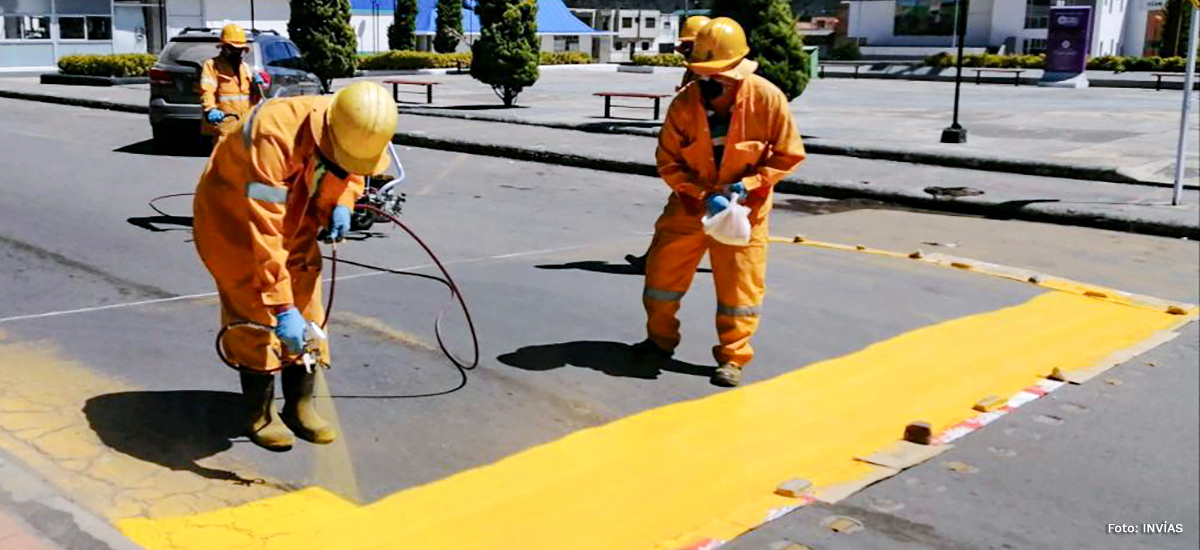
<box><xmin>712</xmin><ymin>363</ymin><xmax>743</xmax><ymax>388</ymax></box>
<box><xmin>281</xmin><ymin>365</ymin><xmax>338</xmax><ymax>444</ymax></box>
<box><xmin>239</xmin><ymin>372</ymin><xmax>294</xmax><ymax>451</ymax></box>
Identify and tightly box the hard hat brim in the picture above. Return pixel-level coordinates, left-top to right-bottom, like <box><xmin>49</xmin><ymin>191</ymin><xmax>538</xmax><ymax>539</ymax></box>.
<box><xmin>329</xmin><ymin>127</ymin><xmax>392</xmax><ymax>175</ymax></box>
<box><xmin>688</xmin><ymin>52</ymin><xmax>752</xmax><ymax>75</ymax></box>
<box><xmin>220</xmin><ymin>40</ymin><xmax>250</xmax><ymax>49</ymax></box>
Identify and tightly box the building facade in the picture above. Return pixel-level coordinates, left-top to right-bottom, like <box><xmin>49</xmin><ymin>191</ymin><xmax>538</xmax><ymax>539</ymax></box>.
<box><xmin>1</xmin><ymin>0</ymin><xmax>601</xmax><ymax>72</ymax></box>
<box><xmin>571</xmin><ymin>8</ymin><xmax>678</xmax><ymax>63</ymax></box>
<box><xmin>843</xmin><ymin>0</ymin><xmax>1166</xmax><ymax>57</ymax></box>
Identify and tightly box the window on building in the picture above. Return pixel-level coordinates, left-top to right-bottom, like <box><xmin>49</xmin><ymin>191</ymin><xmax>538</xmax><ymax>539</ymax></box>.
<box><xmin>658</xmin><ymin>42</ymin><xmax>674</xmax><ymax>53</ymax></box>
<box><xmin>894</xmin><ymin>0</ymin><xmax>958</xmax><ymax>36</ymax></box>
<box><xmin>641</xmin><ymin>41</ymin><xmax>649</xmax><ymax>50</ymax></box>
<box><xmin>622</xmin><ymin>17</ymin><xmax>633</xmax><ymax>28</ymax></box>
<box><xmin>0</xmin><ymin>0</ymin><xmax>50</xmax><ymax>40</ymax></box>
<box><xmin>1023</xmin><ymin>38</ymin><xmax>1048</xmax><ymax>54</ymax></box>
<box><xmin>614</xmin><ymin>40</ymin><xmax>623</xmax><ymax>50</ymax></box>
<box><xmin>56</xmin><ymin>0</ymin><xmax>112</xmax><ymax>39</ymax></box>
<box><xmin>1025</xmin><ymin>0</ymin><xmax>1089</xmax><ymax>29</ymax></box>
<box><xmin>646</xmin><ymin>17</ymin><xmax>656</xmax><ymax>29</ymax></box>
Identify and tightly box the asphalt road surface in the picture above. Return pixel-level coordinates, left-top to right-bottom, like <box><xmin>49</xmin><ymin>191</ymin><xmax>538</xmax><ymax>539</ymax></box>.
<box><xmin>0</xmin><ymin>98</ymin><xmax>1195</xmax><ymax>550</ymax></box>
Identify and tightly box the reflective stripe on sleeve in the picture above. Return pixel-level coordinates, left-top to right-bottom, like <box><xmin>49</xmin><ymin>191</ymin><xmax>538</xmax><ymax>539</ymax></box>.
<box><xmin>246</xmin><ymin>182</ymin><xmax>288</xmax><ymax>204</ymax></box>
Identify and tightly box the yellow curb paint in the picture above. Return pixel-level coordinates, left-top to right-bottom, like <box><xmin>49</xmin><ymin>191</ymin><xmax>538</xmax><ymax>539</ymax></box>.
<box><xmin>768</xmin><ymin>236</ymin><xmax>1200</xmax><ymax>316</ymax></box>
<box><xmin>118</xmin><ymin>292</ymin><xmax>1185</xmax><ymax>550</ymax></box>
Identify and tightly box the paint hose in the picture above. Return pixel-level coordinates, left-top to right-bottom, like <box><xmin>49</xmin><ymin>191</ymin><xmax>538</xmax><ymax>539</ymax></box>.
<box><xmin>150</xmin><ymin>193</ymin><xmax>480</xmax><ymax>394</ymax></box>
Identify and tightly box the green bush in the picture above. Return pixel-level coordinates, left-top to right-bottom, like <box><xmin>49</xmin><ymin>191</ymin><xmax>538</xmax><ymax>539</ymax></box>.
<box><xmin>1126</xmin><ymin>56</ymin><xmax>1163</xmax><ymax>71</ymax></box>
<box><xmin>1088</xmin><ymin>55</ymin><xmax>1126</xmax><ymax>72</ymax></box>
<box><xmin>828</xmin><ymin>41</ymin><xmax>861</xmax><ymax>61</ymax></box>
<box><xmin>631</xmin><ymin>54</ymin><xmax>686</xmax><ymax>67</ymax></box>
<box><xmin>539</xmin><ymin>51</ymin><xmax>592</xmax><ymax>65</ymax></box>
<box><xmin>924</xmin><ymin>52</ymin><xmax>955</xmax><ymax>68</ymax></box>
<box><xmin>358</xmin><ymin>50</ymin><xmax>472</xmax><ymax>70</ymax></box>
<box><xmin>471</xmin><ymin>0</ymin><xmax>540</xmax><ymax>106</ymax></box>
<box><xmin>289</xmin><ymin>0</ymin><xmax>358</xmax><ymax>91</ymax></box>
<box><xmin>57</xmin><ymin>54</ymin><xmax>157</xmax><ymax>77</ymax></box>
<box><xmin>1160</xmin><ymin>56</ymin><xmax>1190</xmax><ymax>72</ymax></box>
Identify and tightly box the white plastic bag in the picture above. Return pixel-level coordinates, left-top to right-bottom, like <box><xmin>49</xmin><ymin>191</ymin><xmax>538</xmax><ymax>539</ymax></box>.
<box><xmin>701</xmin><ymin>193</ymin><xmax>752</xmax><ymax>246</ymax></box>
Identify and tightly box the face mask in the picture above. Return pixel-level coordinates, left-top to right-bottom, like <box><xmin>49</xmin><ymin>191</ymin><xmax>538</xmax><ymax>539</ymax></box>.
<box><xmin>698</xmin><ymin>78</ymin><xmax>724</xmax><ymax>101</ymax></box>
<box><xmin>223</xmin><ymin>48</ymin><xmax>244</xmax><ymax>63</ymax></box>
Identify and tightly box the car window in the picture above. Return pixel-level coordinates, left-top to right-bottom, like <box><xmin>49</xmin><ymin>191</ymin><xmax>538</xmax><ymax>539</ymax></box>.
<box><xmin>160</xmin><ymin>39</ymin><xmax>257</xmax><ymax>68</ymax></box>
<box><xmin>263</xmin><ymin>40</ymin><xmax>307</xmax><ymax>70</ymax></box>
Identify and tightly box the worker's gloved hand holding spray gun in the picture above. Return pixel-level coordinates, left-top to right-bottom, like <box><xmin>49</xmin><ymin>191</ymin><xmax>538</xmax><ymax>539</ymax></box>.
<box><xmin>273</xmin><ymin>306</ymin><xmax>328</xmax><ymax>373</ymax></box>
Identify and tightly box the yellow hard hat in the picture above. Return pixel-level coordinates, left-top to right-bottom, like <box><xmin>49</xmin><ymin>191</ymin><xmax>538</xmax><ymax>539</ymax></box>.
<box><xmin>219</xmin><ymin>24</ymin><xmax>249</xmax><ymax>49</ymax></box>
<box><xmin>687</xmin><ymin>17</ymin><xmax>750</xmax><ymax>75</ymax></box>
<box><xmin>324</xmin><ymin>82</ymin><xmax>398</xmax><ymax>176</ymax></box>
<box><xmin>678</xmin><ymin>16</ymin><xmax>711</xmax><ymax>43</ymax></box>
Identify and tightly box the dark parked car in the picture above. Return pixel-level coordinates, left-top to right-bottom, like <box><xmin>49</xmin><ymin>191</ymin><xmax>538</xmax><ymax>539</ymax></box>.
<box><xmin>148</xmin><ymin>28</ymin><xmax>322</xmax><ymax>150</ymax></box>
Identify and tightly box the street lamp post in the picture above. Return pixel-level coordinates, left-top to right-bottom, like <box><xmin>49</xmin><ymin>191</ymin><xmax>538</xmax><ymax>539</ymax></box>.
<box><xmin>941</xmin><ymin>0</ymin><xmax>969</xmax><ymax>144</ymax></box>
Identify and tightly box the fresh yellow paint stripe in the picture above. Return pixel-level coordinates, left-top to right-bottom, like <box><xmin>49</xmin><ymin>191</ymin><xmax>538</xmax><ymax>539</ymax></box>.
<box><xmin>119</xmin><ymin>292</ymin><xmax>1187</xmax><ymax>550</ymax></box>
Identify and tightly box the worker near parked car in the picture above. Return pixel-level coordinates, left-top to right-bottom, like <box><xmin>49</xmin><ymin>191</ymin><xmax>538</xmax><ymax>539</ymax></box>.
<box><xmin>625</xmin><ymin>14</ymin><xmax>714</xmax><ymax>274</ymax></box>
<box><xmin>636</xmin><ymin>17</ymin><xmax>805</xmax><ymax>388</ymax></box>
<box><xmin>200</xmin><ymin>24</ymin><xmax>263</xmax><ymax>140</ymax></box>
<box><xmin>192</xmin><ymin>81</ymin><xmax>398</xmax><ymax>450</ymax></box>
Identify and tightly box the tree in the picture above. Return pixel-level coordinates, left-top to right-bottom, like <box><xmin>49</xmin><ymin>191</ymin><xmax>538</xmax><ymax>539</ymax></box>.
<box><xmin>471</xmin><ymin>0</ymin><xmax>539</xmax><ymax>106</ymax></box>
<box><xmin>711</xmin><ymin>0</ymin><xmax>810</xmax><ymax>100</ymax></box>
<box><xmin>289</xmin><ymin>0</ymin><xmax>358</xmax><ymax>93</ymax></box>
<box><xmin>435</xmin><ymin>0</ymin><xmax>465</xmax><ymax>53</ymax></box>
<box><xmin>1162</xmin><ymin>0</ymin><xmax>1194</xmax><ymax>57</ymax></box>
<box><xmin>389</xmin><ymin>0</ymin><xmax>419</xmax><ymax>51</ymax></box>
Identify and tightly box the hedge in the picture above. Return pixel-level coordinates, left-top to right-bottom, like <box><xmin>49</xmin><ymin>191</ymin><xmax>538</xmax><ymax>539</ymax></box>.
<box><xmin>57</xmin><ymin>53</ymin><xmax>157</xmax><ymax>77</ymax></box>
<box><xmin>925</xmin><ymin>52</ymin><xmax>1196</xmax><ymax>72</ymax></box>
<box><xmin>632</xmin><ymin>54</ymin><xmax>686</xmax><ymax>67</ymax></box>
<box><xmin>540</xmin><ymin>51</ymin><xmax>592</xmax><ymax>65</ymax></box>
<box><xmin>357</xmin><ymin>50</ymin><xmax>591</xmax><ymax>71</ymax></box>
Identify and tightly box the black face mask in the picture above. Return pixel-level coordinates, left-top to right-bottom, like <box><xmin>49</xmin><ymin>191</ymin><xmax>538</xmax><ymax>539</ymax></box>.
<box><xmin>223</xmin><ymin>49</ymin><xmax>244</xmax><ymax>63</ymax></box>
<box><xmin>698</xmin><ymin>79</ymin><xmax>724</xmax><ymax>101</ymax></box>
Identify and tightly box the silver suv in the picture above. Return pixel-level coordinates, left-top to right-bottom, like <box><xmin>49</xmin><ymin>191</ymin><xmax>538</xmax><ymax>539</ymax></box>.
<box><xmin>148</xmin><ymin>28</ymin><xmax>323</xmax><ymax>151</ymax></box>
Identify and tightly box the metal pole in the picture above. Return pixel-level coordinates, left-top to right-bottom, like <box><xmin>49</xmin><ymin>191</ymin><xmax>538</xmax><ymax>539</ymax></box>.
<box><xmin>1171</xmin><ymin>5</ymin><xmax>1198</xmax><ymax>206</ymax></box>
<box><xmin>941</xmin><ymin>0</ymin><xmax>969</xmax><ymax>143</ymax></box>
<box><xmin>251</xmin><ymin>0</ymin><xmax>256</xmax><ymax>31</ymax></box>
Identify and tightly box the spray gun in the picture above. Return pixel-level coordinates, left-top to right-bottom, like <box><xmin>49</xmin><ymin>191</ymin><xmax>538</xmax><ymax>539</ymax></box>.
<box><xmin>300</xmin><ymin>320</ymin><xmax>330</xmax><ymax>374</ymax></box>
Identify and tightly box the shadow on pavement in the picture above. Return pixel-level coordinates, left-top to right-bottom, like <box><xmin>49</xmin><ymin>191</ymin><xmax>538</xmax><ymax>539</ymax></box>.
<box><xmin>84</xmin><ymin>390</ymin><xmax>266</xmax><ymax>485</ymax></box>
<box><xmin>405</xmin><ymin>104</ymin><xmax>529</xmax><ymax>111</ymax></box>
<box><xmin>535</xmin><ymin>260</ymin><xmax>710</xmax><ymax>275</ymax></box>
<box><xmin>127</xmin><ymin>215</ymin><xmax>193</xmax><ymax>232</ymax></box>
<box><xmin>115</xmin><ymin>139</ymin><xmax>210</xmax><ymax>158</ymax></box>
<box><xmin>498</xmin><ymin>341</ymin><xmax>714</xmax><ymax>380</ymax></box>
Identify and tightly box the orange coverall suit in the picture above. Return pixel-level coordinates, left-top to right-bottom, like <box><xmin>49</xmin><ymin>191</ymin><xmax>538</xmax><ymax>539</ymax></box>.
<box><xmin>193</xmin><ymin>96</ymin><xmax>365</xmax><ymax>372</ymax></box>
<box><xmin>199</xmin><ymin>56</ymin><xmax>258</xmax><ymax>137</ymax></box>
<box><xmin>645</xmin><ymin>74</ymin><xmax>806</xmax><ymax>367</ymax></box>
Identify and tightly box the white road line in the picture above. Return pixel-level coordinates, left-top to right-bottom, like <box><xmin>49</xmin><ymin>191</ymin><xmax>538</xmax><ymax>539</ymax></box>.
<box><xmin>0</xmin><ymin>240</ymin><xmax>623</xmax><ymax>325</ymax></box>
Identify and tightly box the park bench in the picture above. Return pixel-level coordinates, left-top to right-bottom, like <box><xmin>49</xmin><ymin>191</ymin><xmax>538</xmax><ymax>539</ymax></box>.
<box><xmin>382</xmin><ymin>79</ymin><xmax>441</xmax><ymax>104</ymax></box>
<box><xmin>1150</xmin><ymin>72</ymin><xmax>1198</xmax><ymax>91</ymax></box>
<box><xmin>818</xmin><ymin>61</ymin><xmax>876</xmax><ymax>79</ymax></box>
<box><xmin>969</xmin><ymin>68</ymin><xmax>1025</xmax><ymax>86</ymax></box>
<box><xmin>594</xmin><ymin>92</ymin><xmax>672</xmax><ymax>121</ymax></box>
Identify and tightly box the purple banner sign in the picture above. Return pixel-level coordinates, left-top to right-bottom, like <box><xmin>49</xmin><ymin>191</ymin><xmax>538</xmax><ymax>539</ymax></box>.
<box><xmin>1045</xmin><ymin>6</ymin><xmax>1093</xmax><ymax>74</ymax></box>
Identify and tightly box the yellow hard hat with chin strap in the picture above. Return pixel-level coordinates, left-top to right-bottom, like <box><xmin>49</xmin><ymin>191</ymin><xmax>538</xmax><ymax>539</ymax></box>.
<box><xmin>323</xmin><ymin>81</ymin><xmax>399</xmax><ymax>176</ymax></box>
<box><xmin>220</xmin><ymin>24</ymin><xmax>249</xmax><ymax>49</ymax></box>
<box><xmin>687</xmin><ymin>17</ymin><xmax>756</xmax><ymax>79</ymax></box>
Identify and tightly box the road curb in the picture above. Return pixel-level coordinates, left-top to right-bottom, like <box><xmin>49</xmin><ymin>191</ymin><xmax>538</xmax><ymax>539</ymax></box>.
<box><xmin>0</xmin><ymin>89</ymin><xmax>148</xmax><ymax>115</ymax></box>
<box><xmin>395</xmin><ymin>108</ymin><xmax>1189</xmax><ymax>189</ymax></box>
<box><xmin>393</xmin><ymin>131</ymin><xmax>1199</xmax><ymax>240</ymax></box>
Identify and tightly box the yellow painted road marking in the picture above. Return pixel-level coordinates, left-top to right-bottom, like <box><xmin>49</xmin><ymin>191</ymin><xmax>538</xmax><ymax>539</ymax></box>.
<box><xmin>119</xmin><ymin>292</ymin><xmax>1187</xmax><ymax>550</ymax></box>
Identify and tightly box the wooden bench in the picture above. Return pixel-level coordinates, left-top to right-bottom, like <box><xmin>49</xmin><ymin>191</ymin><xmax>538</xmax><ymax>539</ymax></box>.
<box><xmin>818</xmin><ymin>61</ymin><xmax>876</xmax><ymax>79</ymax></box>
<box><xmin>970</xmin><ymin>68</ymin><xmax>1025</xmax><ymax>86</ymax></box>
<box><xmin>382</xmin><ymin>79</ymin><xmax>441</xmax><ymax>104</ymax></box>
<box><xmin>1151</xmin><ymin>72</ymin><xmax>1191</xmax><ymax>91</ymax></box>
<box><xmin>594</xmin><ymin>92</ymin><xmax>672</xmax><ymax>120</ymax></box>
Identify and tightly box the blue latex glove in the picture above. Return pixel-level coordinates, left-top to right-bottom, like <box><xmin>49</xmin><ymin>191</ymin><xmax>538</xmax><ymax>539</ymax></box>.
<box><xmin>274</xmin><ymin>308</ymin><xmax>307</xmax><ymax>353</ymax></box>
<box><xmin>705</xmin><ymin>194</ymin><xmax>731</xmax><ymax>217</ymax></box>
<box><xmin>724</xmin><ymin>181</ymin><xmax>746</xmax><ymax>199</ymax></box>
<box><xmin>326</xmin><ymin>205</ymin><xmax>352</xmax><ymax>242</ymax></box>
<box><xmin>205</xmin><ymin>109</ymin><xmax>225</xmax><ymax>124</ymax></box>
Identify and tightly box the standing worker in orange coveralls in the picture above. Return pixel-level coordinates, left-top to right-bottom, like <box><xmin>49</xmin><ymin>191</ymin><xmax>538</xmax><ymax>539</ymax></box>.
<box><xmin>193</xmin><ymin>82</ymin><xmax>398</xmax><ymax>450</ymax></box>
<box><xmin>635</xmin><ymin>18</ymin><xmax>806</xmax><ymax>388</ymax></box>
<box><xmin>200</xmin><ymin>24</ymin><xmax>263</xmax><ymax>141</ymax></box>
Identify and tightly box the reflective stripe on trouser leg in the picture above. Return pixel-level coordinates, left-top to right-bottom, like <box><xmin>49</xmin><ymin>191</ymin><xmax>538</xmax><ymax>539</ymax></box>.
<box><xmin>644</xmin><ymin>203</ymin><xmax>708</xmax><ymax>353</ymax></box>
<box><xmin>710</xmin><ymin>234</ymin><xmax>767</xmax><ymax>367</ymax></box>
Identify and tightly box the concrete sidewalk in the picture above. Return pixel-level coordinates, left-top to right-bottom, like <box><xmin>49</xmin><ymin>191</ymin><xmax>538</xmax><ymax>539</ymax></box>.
<box><xmin>0</xmin><ymin>76</ymin><xmax>1197</xmax><ymax>237</ymax></box>
<box><xmin>5</xmin><ymin>68</ymin><xmax>1198</xmax><ymax>186</ymax></box>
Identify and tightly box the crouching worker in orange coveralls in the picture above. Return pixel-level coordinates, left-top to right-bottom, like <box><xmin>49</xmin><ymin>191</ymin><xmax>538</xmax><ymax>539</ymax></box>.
<box><xmin>193</xmin><ymin>81</ymin><xmax>398</xmax><ymax>450</ymax></box>
<box><xmin>635</xmin><ymin>18</ymin><xmax>806</xmax><ymax>388</ymax></box>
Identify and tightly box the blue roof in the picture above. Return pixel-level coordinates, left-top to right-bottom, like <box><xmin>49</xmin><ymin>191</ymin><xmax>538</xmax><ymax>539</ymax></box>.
<box><xmin>350</xmin><ymin>0</ymin><xmax>597</xmax><ymax>34</ymax></box>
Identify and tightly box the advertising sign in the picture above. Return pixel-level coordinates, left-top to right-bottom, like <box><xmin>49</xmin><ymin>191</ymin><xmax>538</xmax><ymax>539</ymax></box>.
<box><xmin>1045</xmin><ymin>6</ymin><xmax>1092</xmax><ymax>75</ymax></box>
